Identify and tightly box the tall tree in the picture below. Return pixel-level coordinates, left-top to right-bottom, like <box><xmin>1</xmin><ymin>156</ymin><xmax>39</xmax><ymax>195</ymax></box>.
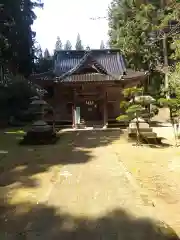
<box><xmin>100</xmin><ymin>40</ymin><xmax>105</xmax><ymax>49</ymax></box>
<box><xmin>55</xmin><ymin>36</ymin><xmax>62</xmax><ymax>51</ymax></box>
<box><xmin>106</xmin><ymin>40</ymin><xmax>110</xmax><ymax>49</ymax></box>
<box><xmin>34</xmin><ymin>43</ymin><xmax>43</xmax><ymax>61</ymax></box>
<box><xmin>86</xmin><ymin>45</ymin><xmax>91</xmax><ymax>50</ymax></box>
<box><xmin>75</xmin><ymin>33</ymin><xmax>84</xmax><ymax>50</ymax></box>
<box><xmin>64</xmin><ymin>40</ymin><xmax>72</xmax><ymax>50</ymax></box>
<box><xmin>0</xmin><ymin>0</ymin><xmax>43</xmax><ymax>76</ymax></box>
<box><xmin>44</xmin><ymin>48</ymin><xmax>50</xmax><ymax>59</ymax></box>
<box><xmin>109</xmin><ymin>0</ymin><xmax>161</xmax><ymax>71</ymax></box>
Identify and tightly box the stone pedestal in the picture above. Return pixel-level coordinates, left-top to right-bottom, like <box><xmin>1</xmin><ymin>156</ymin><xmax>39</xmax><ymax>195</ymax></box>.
<box><xmin>21</xmin><ymin>98</ymin><xmax>58</xmax><ymax>145</ymax></box>
<box><xmin>22</xmin><ymin>120</ymin><xmax>57</xmax><ymax>145</ymax></box>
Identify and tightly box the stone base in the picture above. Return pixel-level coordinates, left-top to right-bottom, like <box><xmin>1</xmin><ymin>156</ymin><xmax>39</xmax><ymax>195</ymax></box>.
<box><xmin>128</xmin><ymin>132</ymin><xmax>162</xmax><ymax>145</ymax></box>
<box><xmin>21</xmin><ymin>120</ymin><xmax>59</xmax><ymax>145</ymax></box>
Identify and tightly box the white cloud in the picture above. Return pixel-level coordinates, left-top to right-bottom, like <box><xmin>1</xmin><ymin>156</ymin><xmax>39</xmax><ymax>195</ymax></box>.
<box><xmin>32</xmin><ymin>0</ymin><xmax>110</xmax><ymax>53</ymax></box>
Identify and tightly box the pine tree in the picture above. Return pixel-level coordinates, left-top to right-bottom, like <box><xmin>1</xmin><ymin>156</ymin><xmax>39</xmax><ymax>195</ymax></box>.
<box><xmin>0</xmin><ymin>0</ymin><xmax>43</xmax><ymax>76</ymax></box>
<box><xmin>86</xmin><ymin>45</ymin><xmax>91</xmax><ymax>51</ymax></box>
<box><xmin>44</xmin><ymin>48</ymin><xmax>50</xmax><ymax>59</ymax></box>
<box><xmin>64</xmin><ymin>40</ymin><xmax>72</xmax><ymax>50</ymax></box>
<box><xmin>106</xmin><ymin>41</ymin><xmax>110</xmax><ymax>49</ymax></box>
<box><xmin>108</xmin><ymin>0</ymin><xmax>160</xmax><ymax>70</ymax></box>
<box><xmin>117</xmin><ymin>87</ymin><xmax>157</xmax><ymax>145</ymax></box>
<box><xmin>75</xmin><ymin>33</ymin><xmax>84</xmax><ymax>50</ymax></box>
<box><xmin>100</xmin><ymin>40</ymin><xmax>105</xmax><ymax>49</ymax></box>
<box><xmin>36</xmin><ymin>44</ymin><xmax>43</xmax><ymax>60</ymax></box>
<box><xmin>55</xmin><ymin>36</ymin><xmax>62</xmax><ymax>51</ymax></box>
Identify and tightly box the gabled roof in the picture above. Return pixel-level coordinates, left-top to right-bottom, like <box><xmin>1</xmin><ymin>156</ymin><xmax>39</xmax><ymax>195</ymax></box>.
<box><xmin>54</xmin><ymin>49</ymin><xmax>126</xmax><ymax>80</ymax></box>
<box><xmin>30</xmin><ymin>49</ymin><xmax>147</xmax><ymax>83</ymax></box>
<box><xmin>59</xmin><ymin>52</ymin><xmax>117</xmax><ymax>80</ymax></box>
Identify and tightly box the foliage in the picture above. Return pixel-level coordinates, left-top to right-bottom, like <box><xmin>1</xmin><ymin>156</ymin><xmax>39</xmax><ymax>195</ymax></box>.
<box><xmin>157</xmin><ymin>1</ymin><xmax>180</xmax><ymax>29</ymax></box>
<box><xmin>0</xmin><ymin>74</ymin><xmax>41</xmax><ymax>121</ymax></box>
<box><xmin>0</xmin><ymin>0</ymin><xmax>43</xmax><ymax>76</ymax></box>
<box><xmin>117</xmin><ymin>87</ymin><xmax>158</xmax><ymax>144</ymax></box>
<box><xmin>34</xmin><ymin>43</ymin><xmax>43</xmax><ymax>61</ymax></box>
<box><xmin>33</xmin><ymin>44</ymin><xmax>53</xmax><ymax>73</ymax></box>
<box><xmin>108</xmin><ymin>0</ymin><xmax>180</xmax><ymax>96</ymax></box>
<box><xmin>171</xmin><ymin>39</ymin><xmax>180</xmax><ymax>60</ymax></box>
<box><xmin>86</xmin><ymin>46</ymin><xmax>91</xmax><ymax>50</ymax></box>
<box><xmin>64</xmin><ymin>40</ymin><xmax>72</xmax><ymax>50</ymax></box>
<box><xmin>157</xmin><ymin>0</ymin><xmax>180</xmax><ymax>145</ymax></box>
<box><xmin>55</xmin><ymin>36</ymin><xmax>62</xmax><ymax>51</ymax></box>
<box><xmin>158</xmin><ymin>62</ymin><xmax>180</xmax><ymax>145</ymax></box>
<box><xmin>100</xmin><ymin>40</ymin><xmax>105</xmax><ymax>49</ymax></box>
<box><xmin>108</xmin><ymin>1</ymin><xmax>161</xmax><ymax>70</ymax></box>
<box><xmin>44</xmin><ymin>49</ymin><xmax>51</xmax><ymax>59</ymax></box>
<box><xmin>75</xmin><ymin>33</ymin><xmax>84</xmax><ymax>50</ymax></box>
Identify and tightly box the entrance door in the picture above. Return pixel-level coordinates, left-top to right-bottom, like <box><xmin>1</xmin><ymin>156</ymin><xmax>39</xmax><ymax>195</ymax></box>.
<box><xmin>80</xmin><ymin>100</ymin><xmax>101</xmax><ymax>122</ymax></box>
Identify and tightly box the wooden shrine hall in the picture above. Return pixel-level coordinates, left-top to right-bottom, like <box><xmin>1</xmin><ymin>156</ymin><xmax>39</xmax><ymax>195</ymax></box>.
<box><xmin>31</xmin><ymin>49</ymin><xmax>148</xmax><ymax>128</ymax></box>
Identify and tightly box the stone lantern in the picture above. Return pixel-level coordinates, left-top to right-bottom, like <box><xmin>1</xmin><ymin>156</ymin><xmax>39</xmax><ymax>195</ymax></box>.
<box><xmin>22</xmin><ymin>96</ymin><xmax>57</xmax><ymax>144</ymax></box>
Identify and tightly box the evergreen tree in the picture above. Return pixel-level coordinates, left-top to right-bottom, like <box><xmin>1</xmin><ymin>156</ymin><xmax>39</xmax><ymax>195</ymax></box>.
<box><xmin>0</xmin><ymin>0</ymin><xmax>43</xmax><ymax>76</ymax></box>
<box><xmin>86</xmin><ymin>45</ymin><xmax>91</xmax><ymax>51</ymax></box>
<box><xmin>108</xmin><ymin>0</ymin><xmax>160</xmax><ymax>70</ymax></box>
<box><xmin>34</xmin><ymin>43</ymin><xmax>43</xmax><ymax>60</ymax></box>
<box><xmin>117</xmin><ymin>87</ymin><xmax>157</xmax><ymax>145</ymax></box>
<box><xmin>75</xmin><ymin>33</ymin><xmax>84</xmax><ymax>50</ymax></box>
<box><xmin>55</xmin><ymin>36</ymin><xmax>62</xmax><ymax>51</ymax></box>
<box><xmin>44</xmin><ymin>48</ymin><xmax>50</xmax><ymax>59</ymax></box>
<box><xmin>100</xmin><ymin>40</ymin><xmax>105</xmax><ymax>49</ymax></box>
<box><xmin>106</xmin><ymin>40</ymin><xmax>110</xmax><ymax>49</ymax></box>
<box><xmin>64</xmin><ymin>40</ymin><xmax>72</xmax><ymax>50</ymax></box>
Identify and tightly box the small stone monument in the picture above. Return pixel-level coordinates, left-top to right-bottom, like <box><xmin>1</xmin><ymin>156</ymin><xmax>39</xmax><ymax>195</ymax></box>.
<box><xmin>21</xmin><ymin>96</ymin><xmax>58</xmax><ymax>145</ymax></box>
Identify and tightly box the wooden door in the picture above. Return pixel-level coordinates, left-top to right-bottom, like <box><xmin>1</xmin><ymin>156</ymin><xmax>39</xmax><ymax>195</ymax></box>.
<box><xmin>80</xmin><ymin>100</ymin><xmax>101</xmax><ymax>121</ymax></box>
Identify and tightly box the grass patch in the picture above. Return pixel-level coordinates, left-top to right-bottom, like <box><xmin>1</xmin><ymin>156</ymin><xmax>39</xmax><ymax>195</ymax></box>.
<box><xmin>4</xmin><ymin>130</ymin><xmax>25</xmax><ymax>135</ymax></box>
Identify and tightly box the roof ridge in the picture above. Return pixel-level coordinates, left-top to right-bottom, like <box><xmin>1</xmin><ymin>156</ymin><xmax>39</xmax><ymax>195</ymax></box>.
<box><xmin>54</xmin><ymin>49</ymin><xmax>121</xmax><ymax>54</ymax></box>
<box><xmin>58</xmin><ymin>51</ymin><xmax>121</xmax><ymax>81</ymax></box>
<box><xmin>59</xmin><ymin>52</ymin><xmax>90</xmax><ymax>80</ymax></box>
<box><xmin>31</xmin><ymin>70</ymin><xmax>53</xmax><ymax>77</ymax></box>
<box><xmin>59</xmin><ymin>52</ymin><xmax>118</xmax><ymax>81</ymax></box>
<box><xmin>53</xmin><ymin>49</ymin><xmax>127</xmax><ymax>81</ymax></box>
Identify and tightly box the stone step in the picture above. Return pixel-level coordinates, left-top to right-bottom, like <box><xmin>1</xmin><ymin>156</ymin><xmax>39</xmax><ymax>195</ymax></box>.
<box><xmin>128</xmin><ymin>128</ymin><xmax>153</xmax><ymax>133</ymax></box>
<box><xmin>140</xmin><ymin>132</ymin><xmax>157</xmax><ymax>138</ymax></box>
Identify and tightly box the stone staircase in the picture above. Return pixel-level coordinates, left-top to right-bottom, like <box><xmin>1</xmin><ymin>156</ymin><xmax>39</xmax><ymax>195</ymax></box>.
<box><xmin>128</xmin><ymin>118</ymin><xmax>162</xmax><ymax>144</ymax></box>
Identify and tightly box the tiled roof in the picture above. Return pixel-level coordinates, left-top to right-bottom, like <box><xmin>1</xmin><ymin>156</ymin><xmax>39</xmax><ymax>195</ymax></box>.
<box><xmin>53</xmin><ymin>49</ymin><xmax>126</xmax><ymax>79</ymax></box>
<box><xmin>30</xmin><ymin>71</ymin><xmax>54</xmax><ymax>80</ymax></box>
<box><xmin>30</xmin><ymin>50</ymin><xmax>147</xmax><ymax>83</ymax></box>
<box><xmin>122</xmin><ymin>69</ymin><xmax>148</xmax><ymax>80</ymax></box>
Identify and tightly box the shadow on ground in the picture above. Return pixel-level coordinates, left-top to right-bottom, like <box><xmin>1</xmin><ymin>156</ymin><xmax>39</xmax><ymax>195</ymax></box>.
<box><xmin>0</xmin><ymin>129</ymin><xmax>124</xmax><ymax>232</ymax></box>
<box><xmin>0</xmin><ymin>130</ymin><xmax>123</xmax><ymax>187</ymax></box>
<box><xmin>1</xmin><ymin>129</ymin><xmax>178</xmax><ymax>239</ymax></box>
<box><xmin>0</xmin><ymin>203</ymin><xmax>179</xmax><ymax>239</ymax></box>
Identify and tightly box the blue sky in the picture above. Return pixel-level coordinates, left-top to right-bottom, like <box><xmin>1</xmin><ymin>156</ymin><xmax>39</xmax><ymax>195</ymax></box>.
<box><xmin>32</xmin><ymin>0</ymin><xmax>111</xmax><ymax>53</ymax></box>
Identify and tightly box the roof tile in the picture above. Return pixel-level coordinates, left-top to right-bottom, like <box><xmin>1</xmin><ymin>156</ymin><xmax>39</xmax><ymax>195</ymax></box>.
<box><xmin>53</xmin><ymin>50</ymin><xmax>126</xmax><ymax>78</ymax></box>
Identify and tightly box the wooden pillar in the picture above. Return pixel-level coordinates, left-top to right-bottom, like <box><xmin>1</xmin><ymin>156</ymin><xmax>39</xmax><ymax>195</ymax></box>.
<box><xmin>103</xmin><ymin>88</ymin><xmax>108</xmax><ymax>128</ymax></box>
<box><xmin>53</xmin><ymin>82</ymin><xmax>58</xmax><ymax>121</ymax></box>
<box><xmin>72</xmin><ymin>88</ymin><xmax>76</xmax><ymax>128</ymax></box>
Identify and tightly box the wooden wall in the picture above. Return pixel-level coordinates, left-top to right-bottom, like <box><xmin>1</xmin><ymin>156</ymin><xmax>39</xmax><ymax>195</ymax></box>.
<box><xmin>34</xmin><ymin>80</ymin><xmax>124</xmax><ymax>123</ymax></box>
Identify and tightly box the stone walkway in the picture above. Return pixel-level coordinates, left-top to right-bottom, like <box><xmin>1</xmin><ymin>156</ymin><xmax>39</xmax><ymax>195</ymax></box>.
<box><xmin>24</xmin><ymin>135</ymin><xmax>178</xmax><ymax>239</ymax></box>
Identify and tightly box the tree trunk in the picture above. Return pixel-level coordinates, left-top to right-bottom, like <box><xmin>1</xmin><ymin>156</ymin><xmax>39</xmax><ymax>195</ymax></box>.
<box><xmin>136</xmin><ymin>118</ymin><xmax>141</xmax><ymax>145</ymax></box>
